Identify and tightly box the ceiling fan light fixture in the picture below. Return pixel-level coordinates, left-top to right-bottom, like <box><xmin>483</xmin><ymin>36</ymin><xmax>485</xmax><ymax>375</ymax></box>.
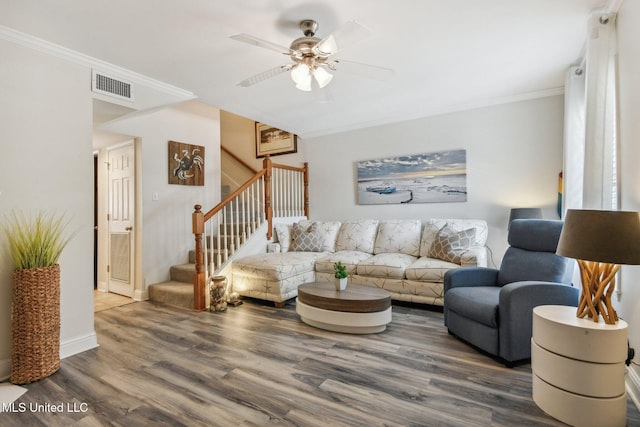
<box><xmin>291</xmin><ymin>63</ymin><xmax>309</xmax><ymax>83</ymax></box>
<box><xmin>313</xmin><ymin>66</ymin><xmax>333</xmax><ymax>88</ymax></box>
<box><xmin>295</xmin><ymin>78</ymin><xmax>312</xmax><ymax>91</ymax></box>
<box><xmin>291</xmin><ymin>63</ymin><xmax>312</xmax><ymax>91</ymax></box>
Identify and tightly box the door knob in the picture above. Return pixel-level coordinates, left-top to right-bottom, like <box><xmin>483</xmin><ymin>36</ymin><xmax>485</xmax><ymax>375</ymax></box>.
<box><xmin>125</xmin><ymin>226</ymin><xmax>133</xmax><ymax>231</ymax></box>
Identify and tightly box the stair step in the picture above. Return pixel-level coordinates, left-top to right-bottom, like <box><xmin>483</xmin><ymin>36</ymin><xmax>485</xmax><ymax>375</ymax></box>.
<box><xmin>170</xmin><ymin>263</ymin><xmax>195</xmax><ymax>283</ymax></box>
<box><xmin>148</xmin><ymin>281</ymin><xmax>193</xmax><ymax>310</ymax></box>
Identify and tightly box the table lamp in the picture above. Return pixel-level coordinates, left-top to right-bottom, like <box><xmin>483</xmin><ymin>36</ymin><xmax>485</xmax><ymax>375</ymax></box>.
<box><xmin>556</xmin><ymin>209</ymin><xmax>640</xmax><ymax>324</ymax></box>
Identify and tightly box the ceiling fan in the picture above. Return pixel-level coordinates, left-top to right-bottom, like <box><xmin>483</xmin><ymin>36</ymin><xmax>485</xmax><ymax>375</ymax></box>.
<box><xmin>230</xmin><ymin>19</ymin><xmax>393</xmax><ymax>91</ymax></box>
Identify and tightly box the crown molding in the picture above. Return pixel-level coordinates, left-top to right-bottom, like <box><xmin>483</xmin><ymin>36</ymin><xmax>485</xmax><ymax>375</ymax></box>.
<box><xmin>0</xmin><ymin>24</ymin><xmax>195</xmax><ymax>100</ymax></box>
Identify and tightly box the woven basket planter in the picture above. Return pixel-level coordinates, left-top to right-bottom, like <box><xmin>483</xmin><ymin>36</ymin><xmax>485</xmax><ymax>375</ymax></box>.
<box><xmin>11</xmin><ymin>264</ymin><xmax>61</xmax><ymax>385</ymax></box>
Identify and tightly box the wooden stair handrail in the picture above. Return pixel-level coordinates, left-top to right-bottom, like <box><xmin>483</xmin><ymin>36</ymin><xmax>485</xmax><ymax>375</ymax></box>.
<box><xmin>203</xmin><ymin>170</ymin><xmax>266</xmax><ymax>222</ymax></box>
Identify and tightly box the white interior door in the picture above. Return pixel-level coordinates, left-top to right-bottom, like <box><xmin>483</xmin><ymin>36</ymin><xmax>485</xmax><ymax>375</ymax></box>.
<box><xmin>108</xmin><ymin>143</ymin><xmax>135</xmax><ymax>297</ymax></box>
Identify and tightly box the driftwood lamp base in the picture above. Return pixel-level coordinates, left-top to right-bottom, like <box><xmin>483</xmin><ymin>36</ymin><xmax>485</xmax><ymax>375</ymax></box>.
<box><xmin>576</xmin><ymin>259</ymin><xmax>620</xmax><ymax>325</ymax></box>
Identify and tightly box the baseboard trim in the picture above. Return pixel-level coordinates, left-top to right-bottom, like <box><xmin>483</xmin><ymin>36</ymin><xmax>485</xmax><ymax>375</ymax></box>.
<box><xmin>60</xmin><ymin>332</ymin><xmax>99</xmax><ymax>359</ymax></box>
<box><xmin>0</xmin><ymin>334</ymin><xmax>98</xmax><ymax>382</ymax></box>
<box><xmin>97</xmin><ymin>281</ymin><xmax>108</xmax><ymax>292</ymax></box>
<box><xmin>627</xmin><ymin>365</ymin><xmax>640</xmax><ymax>412</ymax></box>
<box><xmin>134</xmin><ymin>288</ymin><xmax>148</xmax><ymax>301</ymax></box>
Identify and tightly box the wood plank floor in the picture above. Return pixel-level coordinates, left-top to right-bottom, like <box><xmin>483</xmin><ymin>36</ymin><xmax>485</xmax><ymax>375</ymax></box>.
<box><xmin>3</xmin><ymin>299</ymin><xmax>640</xmax><ymax>426</ymax></box>
<box><xmin>93</xmin><ymin>290</ymin><xmax>134</xmax><ymax>313</ymax></box>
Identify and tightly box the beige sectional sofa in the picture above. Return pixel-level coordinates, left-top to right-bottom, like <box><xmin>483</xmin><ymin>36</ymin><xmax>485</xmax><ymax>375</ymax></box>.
<box><xmin>231</xmin><ymin>218</ymin><xmax>488</xmax><ymax>307</ymax></box>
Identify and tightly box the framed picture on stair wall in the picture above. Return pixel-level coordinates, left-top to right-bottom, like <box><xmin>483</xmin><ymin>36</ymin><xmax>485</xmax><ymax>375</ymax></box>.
<box><xmin>168</xmin><ymin>140</ymin><xmax>205</xmax><ymax>186</ymax></box>
<box><xmin>255</xmin><ymin>122</ymin><xmax>297</xmax><ymax>158</ymax></box>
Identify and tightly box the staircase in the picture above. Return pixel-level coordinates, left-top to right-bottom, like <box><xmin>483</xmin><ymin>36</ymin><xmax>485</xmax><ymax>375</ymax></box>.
<box><xmin>148</xmin><ymin>214</ymin><xmax>260</xmax><ymax>310</ymax></box>
<box><xmin>147</xmin><ymin>153</ymin><xmax>309</xmax><ymax>310</ymax></box>
<box><xmin>147</xmin><ymin>261</ymin><xmax>196</xmax><ymax>309</ymax></box>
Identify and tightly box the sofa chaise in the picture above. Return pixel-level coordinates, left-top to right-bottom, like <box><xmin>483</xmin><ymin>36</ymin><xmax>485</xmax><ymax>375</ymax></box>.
<box><xmin>232</xmin><ymin>218</ymin><xmax>489</xmax><ymax>307</ymax></box>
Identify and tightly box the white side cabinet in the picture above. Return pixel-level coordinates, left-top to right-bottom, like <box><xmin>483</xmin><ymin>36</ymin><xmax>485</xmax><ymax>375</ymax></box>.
<box><xmin>531</xmin><ymin>305</ymin><xmax>628</xmax><ymax>427</ymax></box>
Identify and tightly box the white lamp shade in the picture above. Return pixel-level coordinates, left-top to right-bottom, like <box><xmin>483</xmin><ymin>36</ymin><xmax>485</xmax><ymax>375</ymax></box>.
<box><xmin>315</xmin><ymin>35</ymin><xmax>337</xmax><ymax>55</ymax></box>
<box><xmin>313</xmin><ymin>66</ymin><xmax>333</xmax><ymax>88</ymax></box>
<box><xmin>291</xmin><ymin>63</ymin><xmax>309</xmax><ymax>84</ymax></box>
<box><xmin>291</xmin><ymin>64</ymin><xmax>312</xmax><ymax>91</ymax></box>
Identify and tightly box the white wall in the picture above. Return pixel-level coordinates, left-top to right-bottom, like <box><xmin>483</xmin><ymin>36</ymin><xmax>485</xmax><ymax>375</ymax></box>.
<box><xmin>304</xmin><ymin>96</ymin><xmax>565</xmax><ymax>264</ymax></box>
<box><xmin>101</xmin><ymin>101</ymin><xmax>221</xmax><ymax>289</ymax></box>
<box><xmin>616</xmin><ymin>0</ymin><xmax>640</xmax><ymax>399</ymax></box>
<box><xmin>0</xmin><ymin>39</ymin><xmax>96</xmax><ymax>377</ymax></box>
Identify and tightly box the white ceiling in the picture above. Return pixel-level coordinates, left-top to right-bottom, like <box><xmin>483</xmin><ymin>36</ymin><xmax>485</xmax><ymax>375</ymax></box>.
<box><xmin>0</xmin><ymin>0</ymin><xmax>608</xmax><ymax>138</ymax></box>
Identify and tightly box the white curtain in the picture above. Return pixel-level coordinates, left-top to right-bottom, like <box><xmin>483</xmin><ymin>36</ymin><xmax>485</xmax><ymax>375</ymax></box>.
<box><xmin>563</xmin><ymin>11</ymin><xmax>619</xmax><ymax>215</ymax></box>
<box><xmin>562</xmin><ymin>66</ymin><xmax>585</xmax><ymax>215</ymax></box>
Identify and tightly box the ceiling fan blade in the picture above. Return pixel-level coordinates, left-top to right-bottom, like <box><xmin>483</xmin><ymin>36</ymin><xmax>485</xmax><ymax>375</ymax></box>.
<box><xmin>331</xmin><ymin>60</ymin><xmax>395</xmax><ymax>81</ymax></box>
<box><xmin>230</xmin><ymin>33</ymin><xmax>291</xmax><ymax>55</ymax></box>
<box><xmin>313</xmin><ymin>20</ymin><xmax>371</xmax><ymax>56</ymax></box>
<box><xmin>237</xmin><ymin>65</ymin><xmax>292</xmax><ymax>87</ymax></box>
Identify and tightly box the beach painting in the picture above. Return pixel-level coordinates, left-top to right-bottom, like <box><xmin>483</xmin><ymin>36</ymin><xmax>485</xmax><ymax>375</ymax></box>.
<box><xmin>357</xmin><ymin>149</ymin><xmax>467</xmax><ymax>205</ymax></box>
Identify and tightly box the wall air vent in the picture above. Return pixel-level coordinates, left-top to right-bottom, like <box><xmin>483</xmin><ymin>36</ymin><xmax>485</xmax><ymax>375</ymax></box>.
<box><xmin>92</xmin><ymin>70</ymin><xmax>134</xmax><ymax>101</ymax></box>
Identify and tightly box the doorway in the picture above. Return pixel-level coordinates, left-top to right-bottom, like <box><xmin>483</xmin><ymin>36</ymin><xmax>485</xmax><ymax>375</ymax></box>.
<box><xmin>106</xmin><ymin>142</ymin><xmax>136</xmax><ymax>297</ymax></box>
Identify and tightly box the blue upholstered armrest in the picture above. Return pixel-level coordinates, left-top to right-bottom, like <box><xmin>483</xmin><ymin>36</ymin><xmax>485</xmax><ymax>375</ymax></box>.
<box><xmin>498</xmin><ymin>281</ymin><xmax>579</xmax><ymax>362</ymax></box>
<box><xmin>444</xmin><ymin>267</ymin><xmax>499</xmax><ymax>293</ymax></box>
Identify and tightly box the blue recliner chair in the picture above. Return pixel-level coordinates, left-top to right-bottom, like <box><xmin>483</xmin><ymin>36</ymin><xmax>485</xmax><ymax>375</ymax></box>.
<box><xmin>443</xmin><ymin>219</ymin><xmax>578</xmax><ymax>366</ymax></box>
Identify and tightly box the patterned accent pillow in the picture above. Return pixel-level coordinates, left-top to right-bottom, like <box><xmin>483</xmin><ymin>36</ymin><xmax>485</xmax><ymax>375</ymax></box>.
<box><xmin>290</xmin><ymin>222</ymin><xmax>324</xmax><ymax>252</ymax></box>
<box><xmin>419</xmin><ymin>219</ymin><xmax>488</xmax><ymax>257</ymax></box>
<box><xmin>297</xmin><ymin>220</ymin><xmax>341</xmax><ymax>252</ymax></box>
<box><xmin>428</xmin><ymin>225</ymin><xmax>476</xmax><ymax>264</ymax></box>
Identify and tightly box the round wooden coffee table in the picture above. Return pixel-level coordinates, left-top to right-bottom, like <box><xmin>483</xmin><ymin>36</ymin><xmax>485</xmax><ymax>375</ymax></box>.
<box><xmin>296</xmin><ymin>282</ymin><xmax>392</xmax><ymax>334</ymax></box>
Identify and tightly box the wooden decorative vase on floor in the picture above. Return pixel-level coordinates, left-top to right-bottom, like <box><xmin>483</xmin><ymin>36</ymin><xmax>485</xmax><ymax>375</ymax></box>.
<box><xmin>11</xmin><ymin>264</ymin><xmax>61</xmax><ymax>385</ymax></box>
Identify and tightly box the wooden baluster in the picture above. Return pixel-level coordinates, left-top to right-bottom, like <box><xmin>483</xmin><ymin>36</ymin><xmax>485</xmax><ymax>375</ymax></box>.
<box><xmin>192</xmin><ymin>204</ymin><xmax>206</xmax><ymax>312</ymax></box>
<box><xmin>264</xmin><ymin>155</ymin><xmax>273</xmax><ymax>239</ymax></box>
<box><xmin>303</xmin><ymin>162</ymin><xmax>309</xmax><ymax>218</ymax></box>
<box><xmin>241</xmin><ymin>190</ymin><xmax>247</xmax><ymax>242</ymax></box>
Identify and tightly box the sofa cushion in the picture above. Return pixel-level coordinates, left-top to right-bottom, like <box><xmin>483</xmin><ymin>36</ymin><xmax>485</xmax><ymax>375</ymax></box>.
<box><xmin>335</xmin><ymin>219</ymin><xmax>379</xmax><ymax>253</ymax></box>
<box><xmin>315</xmin><ymin>250</ymin><xmax>374</xmax><ymax>275</ymax></box>
<box><xmin>356</xmin><ymin>253</ymin><xmax>417</xmax><ymax>279</ymax></box>
<box><xmin>290</xmin><ymin>222</ymin><xmax>324</xmax><ymax>252</ymax></box>
<box><xmin>274</xmin><ymin>223</ymin><xmax>293</xmax><ymax>252</ymax></box>
<box><xmin>373</xmin><ymin>219</ymin><xmax>422</xmax><ymax>256</ymax></box>
<box><xmin>420</xmin><ymin>219</ymin><xmax>488</xmax><ymax>257</ymax></box>
<box><xmin>232</xmin><ymin>252</ymin><xmax>326</xmax><ymax>281</ymax></box>
<box><xmin>428</xmin><ymin>226</ymin><xmax>476</xmax><ymax>264</ymax></box>
<box><xmin>405</xmin><ymin>257</ymin><xmax>460</xmax><ymax>282</ymax></box>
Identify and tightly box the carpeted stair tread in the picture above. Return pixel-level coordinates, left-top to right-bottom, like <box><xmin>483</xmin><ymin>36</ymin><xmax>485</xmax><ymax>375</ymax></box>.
<box><xmin>170</xmin><ymin>263</ymin><xmax>195</xmax><ymax>283</ymax></box>
<box><xmin>148</xmin><ymin>281</ymin><xmax>193</xmax><ymax>309</ymax></box>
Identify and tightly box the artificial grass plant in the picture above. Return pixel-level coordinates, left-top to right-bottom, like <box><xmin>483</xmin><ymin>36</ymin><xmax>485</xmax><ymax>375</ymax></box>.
<box><xmin>2</xmin><ymin>210</ymin><xmax>75</xmax><ymax>270</ymax></box>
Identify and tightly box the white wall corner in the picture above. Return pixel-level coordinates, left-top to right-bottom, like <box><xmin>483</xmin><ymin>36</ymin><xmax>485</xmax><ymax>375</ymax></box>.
<box><xmin>60</xmin><ymin>333</ymin><xmax>99</xmax><ymax>360</ymax></box>
<box><xmin>0</xmin><ymin>357</ymin><xmax>10</xmax><ymax>382</ymax></box>
<box><xmin>626</xmin><ymin>365</ymin><xmax>640</xmax><ymax>412</ymax></box>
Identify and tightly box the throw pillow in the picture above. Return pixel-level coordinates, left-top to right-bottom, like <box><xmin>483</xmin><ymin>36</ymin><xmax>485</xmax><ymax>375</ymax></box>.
<box><xmin>274</xmin><ymin>224</ymin><xmax>292</xmax><ymax>253</ymax></box>
<box><xmin>290</xmin><ymin>222</ymin><xmax>324</xmax><ymax>252</ymax></box>
<box><xmin>428</xmin><ymin>225</ymin><xmax>476</xmax><ymax>264</ymax></box>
